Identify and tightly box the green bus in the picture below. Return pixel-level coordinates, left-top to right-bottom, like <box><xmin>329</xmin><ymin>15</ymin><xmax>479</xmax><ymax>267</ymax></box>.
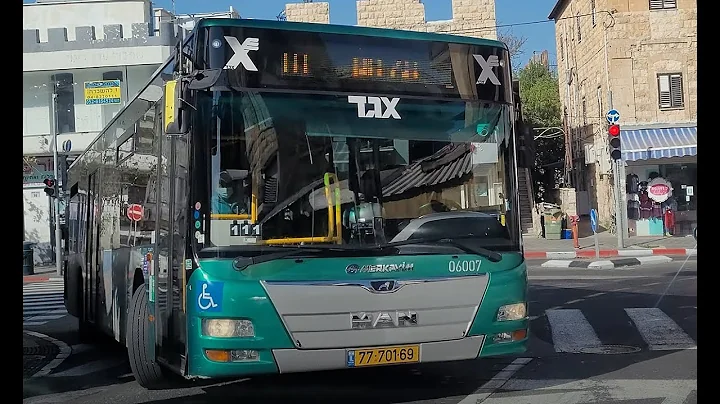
<box><xmin>63</xmin><ymin>18</ymin><xmax>529</xmax><ymax>389</ymax></box>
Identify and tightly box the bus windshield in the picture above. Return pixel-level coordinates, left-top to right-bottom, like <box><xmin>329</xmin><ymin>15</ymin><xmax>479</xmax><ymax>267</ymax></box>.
<box><xmin>197</xmin><ymin>90</ymin><xmax>520</xmax><ymax>253</ymax></box>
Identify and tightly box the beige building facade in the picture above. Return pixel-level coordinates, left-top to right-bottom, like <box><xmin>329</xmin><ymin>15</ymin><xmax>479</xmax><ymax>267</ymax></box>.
<box><xmin>283</xmin><ymin>0</ymin><xmax>497</xmax><ymax>39</ymax></box>
<box><xmin>549</xmin><ymin>0</ymin><xmax>697</xmax><ymax>237</ymax></box>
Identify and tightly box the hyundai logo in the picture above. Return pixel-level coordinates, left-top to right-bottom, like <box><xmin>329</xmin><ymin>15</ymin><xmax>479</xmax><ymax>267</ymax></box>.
<box><xmin>345</xmin><ymin>264</ymin><xmax>361</xmax><ymax>274</ymax></box>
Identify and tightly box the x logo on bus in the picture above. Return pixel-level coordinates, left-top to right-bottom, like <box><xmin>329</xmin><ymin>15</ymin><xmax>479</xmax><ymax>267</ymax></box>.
<box><xmin>473</xmin><ymin>54</ymin><xmax>502</xmax><ymax>86</ymax></box>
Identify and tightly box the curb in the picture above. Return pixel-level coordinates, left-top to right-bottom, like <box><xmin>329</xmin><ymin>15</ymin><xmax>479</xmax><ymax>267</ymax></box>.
<box><xmin>541</xmin><ymin>255</ymin><xmax>673</xmax><ymax>269</ymax></box>
<box><xmin>24</xmin><ymin>331</ymin><xmax>71</xmax><ymax>378</ymax></box>
<box><xmin>23</xmin><ymin>275</ymin><xmax>62</xmax><ymax>283</ymax></box>
<box><xmin>23</xmin><ymin>276</ymin><xmax>50</xmax><ymax>283</ymax></box>
<box><xmin>526</xmin><ymin>248</ymin><xmax>696</xmax><ymax>259</ymax></box>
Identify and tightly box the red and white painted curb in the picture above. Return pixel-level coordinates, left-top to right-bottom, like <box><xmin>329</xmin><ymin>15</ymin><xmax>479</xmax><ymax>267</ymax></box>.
<box><xmin>23</xmin><ymin>275</ymin><xmax>61</xmax><ymax>283</ymax></box>
<box><xmin>525</xmin><ymin>248</ymin><xmax>696</xmax><ymax>260</ymax></box>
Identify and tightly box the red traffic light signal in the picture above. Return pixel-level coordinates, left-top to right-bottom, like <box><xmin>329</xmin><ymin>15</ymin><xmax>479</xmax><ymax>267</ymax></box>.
<box><xmin>608</xmin><ymin>124</ymin><xmax>620</xmax><ymax>137</ymax></box>
<box><xmin>43</xmin><ymin>178</ymin><xmax>57</xmax><ymax>197</ymax></box>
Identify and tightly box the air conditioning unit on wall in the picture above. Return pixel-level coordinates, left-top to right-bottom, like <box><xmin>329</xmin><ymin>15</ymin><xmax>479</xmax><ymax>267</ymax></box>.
<box><xmin>584</xmin><ymin>143</ymin><xmax>596</xmax><ymax>165</ymax></box>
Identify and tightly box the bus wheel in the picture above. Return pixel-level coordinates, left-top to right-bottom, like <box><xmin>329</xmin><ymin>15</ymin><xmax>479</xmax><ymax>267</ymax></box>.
<box><xmin>127</xmin><ymin>284</ymin><xmax>166</xmax><ymax>389</ymax></box>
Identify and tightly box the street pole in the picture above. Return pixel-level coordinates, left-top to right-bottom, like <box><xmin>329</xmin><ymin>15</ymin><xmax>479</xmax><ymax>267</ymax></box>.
<box><xmin>604</xmin><ymin>24</ymin><xmax>623</xmax><ymax>249</ymax></box>
<box><xmin>51</xmin><ymin>92</ymin><xmax>63</xmax><ymax>276</ymax></box>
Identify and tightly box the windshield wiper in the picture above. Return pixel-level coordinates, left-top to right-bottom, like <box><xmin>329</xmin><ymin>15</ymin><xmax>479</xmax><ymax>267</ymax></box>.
<box><xmin>232</xmin><ymin>244</ymin><xmax>397</xmax><ymax>271</ymax></box>
<box><xmin>383</xmin><ymin>235</ymin><xmax>503</xmax><ymax>262</ymax></box>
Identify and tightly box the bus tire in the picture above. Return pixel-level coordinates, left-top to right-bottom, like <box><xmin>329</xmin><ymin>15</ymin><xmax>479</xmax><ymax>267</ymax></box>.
<box><xmin>127</xmin><ymin>284</ymin><xmax>166</xmax><ymax>389</ymax></box>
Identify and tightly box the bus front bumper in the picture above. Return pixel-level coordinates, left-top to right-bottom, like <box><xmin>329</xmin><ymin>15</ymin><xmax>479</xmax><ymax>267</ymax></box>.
<box><xmin>189</xmin><ymin>333</ymin><xmax>528</xmax><ymax>379</ymax></box>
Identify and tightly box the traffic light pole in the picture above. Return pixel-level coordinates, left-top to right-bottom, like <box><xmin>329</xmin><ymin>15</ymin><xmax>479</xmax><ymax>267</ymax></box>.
<box><xmin>51</xmin><ymin>93</ymin><xmax>62</xmax><ymax>276</ymax></box>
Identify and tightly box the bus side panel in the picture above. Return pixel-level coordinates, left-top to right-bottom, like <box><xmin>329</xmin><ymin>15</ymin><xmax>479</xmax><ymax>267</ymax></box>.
<box><xmin>98</xmin><ymin>247</ymin><xmax>131</xmax><ymax>343</ymax></box>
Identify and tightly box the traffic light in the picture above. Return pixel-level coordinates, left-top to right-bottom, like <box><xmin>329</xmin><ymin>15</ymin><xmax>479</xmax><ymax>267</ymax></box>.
<box><xmin>608</xmin><ymin>124</ymin><xmax>621</xmax><ymax>160</ymax></box>
<box><xmin>43</xmin><ymin>178</ymin><xmax>57</xmax><ymax>198</ymax></box>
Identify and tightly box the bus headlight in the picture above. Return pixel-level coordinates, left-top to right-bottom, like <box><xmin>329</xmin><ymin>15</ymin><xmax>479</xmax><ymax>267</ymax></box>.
<box><xmin>496</xmin><ymin>303</ymin><xmax>527</xmax><ymax>321</ymax></box>
<box><xmin>201</xmin><ymin>319</ymin><xmax>255</xmax><ymax>338</ymax></box>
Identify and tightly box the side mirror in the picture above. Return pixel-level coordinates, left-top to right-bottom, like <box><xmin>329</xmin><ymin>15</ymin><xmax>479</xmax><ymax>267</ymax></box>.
<box><xmin>164</xmin><ymin>79</ymin><xmax>189</xmax><ymax>135</ymax></box>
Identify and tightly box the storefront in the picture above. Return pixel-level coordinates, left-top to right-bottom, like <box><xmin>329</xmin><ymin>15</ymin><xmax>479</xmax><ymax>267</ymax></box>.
<box><xmin>621</xmin><ymin>125</ymin><xmax>697</xmax><ymax>237</ymax></box>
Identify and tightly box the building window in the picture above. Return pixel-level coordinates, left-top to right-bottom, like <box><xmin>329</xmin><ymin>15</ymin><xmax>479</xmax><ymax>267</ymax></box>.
<box><xmin>51</xmin><ymin>73</ymin><xmax>75</xmax><ymax>134</ymax></box>
<box><xmin>657</xmin><ymin>73</ymin><xmax>684</xmax><ymax>109</ymax></box>
<box><xmin>649</xmin><ymin>0</ymin><xmax>677</xmax><ymax>10</ymax></box>
<box><xmin>576</xmin><ymin>13</ymin><xmax>581</xmax><ymax>42</ymax></box>
<box><xmin>596</xmin><ymin>86</ymin><xmax>603</xmax><ymax>118</ymax></box>
<box><xmin>591</xmin><ymin>0</ymin><xmax>597</xmax><ymax>26</ymax></box>
<box><xmin>582</xmin><ymin>97</ymin><xmax>587</xmax><ymax>126</ymax></box>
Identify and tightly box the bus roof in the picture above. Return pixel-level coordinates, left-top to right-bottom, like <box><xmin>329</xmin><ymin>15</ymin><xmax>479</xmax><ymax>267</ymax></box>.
<box><xmin>195</xmin><ymin>18</ymin><xmax>507</xmax><ymax>50</ymax></box>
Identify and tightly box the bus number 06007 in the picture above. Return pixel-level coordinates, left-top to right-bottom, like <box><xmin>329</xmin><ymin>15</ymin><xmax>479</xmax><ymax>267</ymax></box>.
<box><xmin>448</xmin><ymin>260</ymin><xmax>483</xmax><ymax>272</ymax></box>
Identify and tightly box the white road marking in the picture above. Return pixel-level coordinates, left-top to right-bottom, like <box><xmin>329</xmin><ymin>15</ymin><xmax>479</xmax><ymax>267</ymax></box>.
<box><xmin>584</xmin><ymin>292</ymin><xmax>606</xmax><ymax>298</ymax></box>
<box><xmin>624</xmin><ymin>308</ymin><xmax>697</xmax><ymax>350</ymax></box>
<box><xmin>562</xmin><ymin>299</ymin><xmax>585</xmax><ymax>305</ymax></box>
<box><xmin>528</xmin><ymin>275</ymin><xmax>650</xmax><ymax>280</ymax></box>
<box><xmin>480</xmin><ymin>378</ymin><xmax>696</xmax><ymax>404</ymax></box>
<box><xmin>545</xmin><ymin>309</ymin><xmax>602</xmax><ymax>353</ymax></box>
<box><xmin>24</xmin><ymin>280</ymin><xmax>67</xmax><ymax>326</ymax></box>
<box><xmin>456</xmin><ymin>358</ymin><xmax>532</xmax><ymax>404</ymax></box>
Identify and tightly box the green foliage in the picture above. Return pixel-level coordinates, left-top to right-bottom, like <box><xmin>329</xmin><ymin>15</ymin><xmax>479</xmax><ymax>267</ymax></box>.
<box><xmin>517</xmin><ymin>61</ymin><xmax>564</xmax><ymax>200</ymax></box>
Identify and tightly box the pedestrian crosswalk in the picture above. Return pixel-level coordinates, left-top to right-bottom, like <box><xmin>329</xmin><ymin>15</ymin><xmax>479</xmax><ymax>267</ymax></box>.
<box><xmin>24</xmin><ymin>279</ymin><xmax>68</xmax><ymax>327</ymax></box>
<box><xmin>542</xmin><ymin>307</ymin><xmax>696</xmax><ymax>353</ymax></box>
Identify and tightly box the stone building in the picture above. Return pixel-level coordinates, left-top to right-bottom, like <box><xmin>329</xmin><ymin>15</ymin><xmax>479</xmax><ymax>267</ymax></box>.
<box><xmin>283</xmin><ymin>0</ymin><xmax>497</xmax><ymax>39</ymax></box>
<box><xmin>548</xmin><ymin>0</ymin><xmax>697</xmax><ymax>237</ymax></box>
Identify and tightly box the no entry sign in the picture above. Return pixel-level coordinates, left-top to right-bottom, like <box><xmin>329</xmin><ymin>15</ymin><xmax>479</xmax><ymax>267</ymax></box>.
<box><xmin>127</xmin><ymin>204</ymin><xmax>144</xmax><ymax>222</ymax></box>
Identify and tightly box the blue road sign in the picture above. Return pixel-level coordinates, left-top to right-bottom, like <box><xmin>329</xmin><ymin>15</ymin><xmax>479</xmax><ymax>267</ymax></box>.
<box><xmin>590</xmin><ymin>209</ymin><xmax>598</xmax><ymax>233</ymax></box>
<box><xmin>606</xmin><ymin>109</ymin><xmax>620</xmax><ymax>124</ymax></box>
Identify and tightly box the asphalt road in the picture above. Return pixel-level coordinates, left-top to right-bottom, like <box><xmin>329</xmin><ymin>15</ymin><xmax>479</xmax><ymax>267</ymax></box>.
<box><xmin>23</xmin><ymin>257</ymin><xmax>697</xmax><ymax>404</ymax></box>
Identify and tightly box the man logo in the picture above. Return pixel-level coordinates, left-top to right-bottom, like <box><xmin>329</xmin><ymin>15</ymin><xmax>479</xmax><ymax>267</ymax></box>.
<box><xmin>473</xmin><ymin>54</ymin><xmax>502</xmax><ymax>86</ymax></box>
<box><xmin>351</xmin><ymin>311</ymin><xmax>418</xmax><ymax>329</ymax></box>
<box><xmin>347</xmin><ymin>95</ymin><xmax>401</xmax><ymax>119</ymax></box>
<box><xmin>223</xmin><ymin>36</ymin><xmax>260</xmax><ymax>71</ymax></box>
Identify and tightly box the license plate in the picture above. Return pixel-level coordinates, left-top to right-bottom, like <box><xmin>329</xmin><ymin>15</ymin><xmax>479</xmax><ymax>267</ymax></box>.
<box><xmin>346</xmin><ymin>345</ymin><xmax>420</xmax><ymax>367</ymax></box>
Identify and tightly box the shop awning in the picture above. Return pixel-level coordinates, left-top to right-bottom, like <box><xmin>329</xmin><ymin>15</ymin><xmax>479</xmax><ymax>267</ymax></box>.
<box><xmin>621</xmin><ymin>126</ymin><xmax>697</xmax><ymax>161</ymax></box>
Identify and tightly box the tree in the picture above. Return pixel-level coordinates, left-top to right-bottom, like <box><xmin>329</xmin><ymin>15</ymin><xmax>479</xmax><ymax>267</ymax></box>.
<box><xmin>517</xmin><ymin>61</ymin><xmax>564</xmax><ymax>201</ymax></box>
<box><xmin>497</xmin><ymin>29</ymin><xmax>527</xmax><ymax>71</ymax></box>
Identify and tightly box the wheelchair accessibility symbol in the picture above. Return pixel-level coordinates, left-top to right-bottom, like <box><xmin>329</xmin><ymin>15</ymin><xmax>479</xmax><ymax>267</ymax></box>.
<box><xmin>197</xmin><ymin>281</ymin><xmax>223</xmax><ymax>312</ymax></box>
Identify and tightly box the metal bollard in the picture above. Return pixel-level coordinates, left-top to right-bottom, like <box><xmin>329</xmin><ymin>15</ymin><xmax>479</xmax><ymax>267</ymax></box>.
<box><xmin>570</xmin><ymin>215</ymin><xmax>580</xmax><ymax>249</ymax></box>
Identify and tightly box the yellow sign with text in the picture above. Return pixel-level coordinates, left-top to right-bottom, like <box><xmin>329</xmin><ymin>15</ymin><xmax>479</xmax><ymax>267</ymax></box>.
<box><xmin>84</xmin><ymin>80</ymin><xmax>121</xmax><ymax>105</ymax></box>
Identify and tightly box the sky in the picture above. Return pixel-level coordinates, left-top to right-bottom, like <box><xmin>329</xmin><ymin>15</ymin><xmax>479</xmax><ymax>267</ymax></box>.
<box><xmin>25</xmin><ymin>0</ymin><xmax>560</xmax><ymax>67</ymax></box>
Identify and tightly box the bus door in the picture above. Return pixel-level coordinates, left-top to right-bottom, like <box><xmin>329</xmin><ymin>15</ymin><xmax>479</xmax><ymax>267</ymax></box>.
<box><xmin>155</xmin><ymin>104</ymin><xmax>189</xmax><ymax>373</ymax></box>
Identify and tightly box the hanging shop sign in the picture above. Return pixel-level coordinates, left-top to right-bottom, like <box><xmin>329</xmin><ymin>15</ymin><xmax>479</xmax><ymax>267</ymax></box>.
<box><xmin>647</xmin><ymin>177</ymin><xmax>673</xmax><ymax>203</ymax></box>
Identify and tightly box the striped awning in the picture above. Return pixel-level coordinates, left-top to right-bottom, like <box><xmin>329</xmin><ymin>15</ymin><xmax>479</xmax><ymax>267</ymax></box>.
<box><xmin>621</xmin><ymin>126</ymin><xmax>697</xmax><ymax>161</ymax></box>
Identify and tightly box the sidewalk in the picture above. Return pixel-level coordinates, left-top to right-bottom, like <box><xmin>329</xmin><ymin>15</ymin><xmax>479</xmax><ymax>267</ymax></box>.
<box><xmin>24</xmin><ymin>265</ymin><xmax>61</xmax><ymax>283</ymax></box>
<box><xmin>523</xmin><ymin>232</ymin><xmax>697</xmax><ymax>259</ymax></box>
